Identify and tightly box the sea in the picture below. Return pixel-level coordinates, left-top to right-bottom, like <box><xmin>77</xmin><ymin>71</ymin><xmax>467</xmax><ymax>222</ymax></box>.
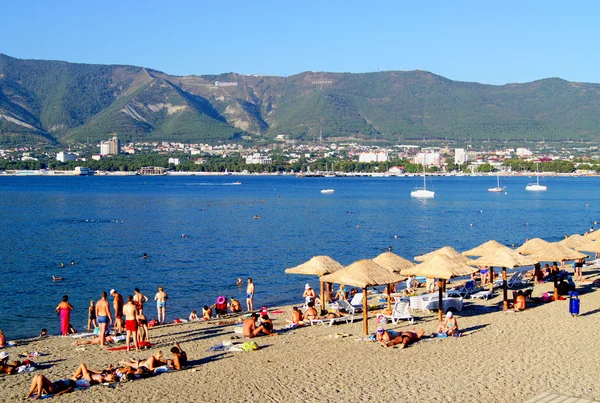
<box><xmin>0</xmin><ymin>174</ymin><xmax>598</xmax><ymax>339</ymax></box>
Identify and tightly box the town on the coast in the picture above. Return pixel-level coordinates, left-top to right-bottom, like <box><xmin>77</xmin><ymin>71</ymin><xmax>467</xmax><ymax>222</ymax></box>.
<box><xmin>1</xmin><ymin>133</ymin><xmax>599</xmax><ymax>176</ymax></box>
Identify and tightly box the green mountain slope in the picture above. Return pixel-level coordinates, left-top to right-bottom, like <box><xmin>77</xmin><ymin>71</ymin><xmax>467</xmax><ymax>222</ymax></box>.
<box><xmin>2</xmin><ymin>54</ymin><xmax>600</xmax><ymax>146</ymax></box>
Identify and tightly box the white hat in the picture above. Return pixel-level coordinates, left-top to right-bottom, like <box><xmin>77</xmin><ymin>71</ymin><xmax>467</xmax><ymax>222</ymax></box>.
<box><xmin>446</xmin><ymin>311</ymin><xmax>453</xmax><ymax>318</ymax></box>
<box><xmin>305</xmin><ymin>284</ymin><xmax>311</xmax><ymax>289</ymax></box>
<box><xmin>110</xmin><ymin>289</ymin><xmax>116</xmax><ymax>294</ymax></box>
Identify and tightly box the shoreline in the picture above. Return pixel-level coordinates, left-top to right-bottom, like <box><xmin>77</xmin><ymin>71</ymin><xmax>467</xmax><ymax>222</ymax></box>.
<box><xmin>2</xmin><ymin>276</ymin><xmax>600</xmax><ymax>402</ymax></box>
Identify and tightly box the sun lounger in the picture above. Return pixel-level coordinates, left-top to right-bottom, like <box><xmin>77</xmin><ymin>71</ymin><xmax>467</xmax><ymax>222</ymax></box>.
<box><xmin>507</xmin><ymin>272</ymin><xmax>524</xmax><ymax>288</ymax></box>
<box><xmin>338</xmin><ymin>299</ymin><xmax>362</xmax><ymax>314</ymax></box>
<box><xmin>310</xmin><ymin>304</ymin><xmax>355</xmax><ymax>327</ymax></box>
<box><xmin>349</xmin><ymin>293</ymin><xmax>363</xmax><ymax>308</ymax></box>
<box><xmin>376</xmin><ymin>301</ymin><xmax>415</xmax><ymax>324</ymax></box>
<box><xmin>470</xmin><ymin>290</ymin><xmax>493</xmax><ymax>300</ymax></box>
<box><xmin>447</xmin><ymin>280</ymin><xmax>479</xmax><ymax>298</ymax></box>
<box><xmin>409</xmin><ymin>294</ymin><xmax>463</xmax><ymax>313</ymax></box>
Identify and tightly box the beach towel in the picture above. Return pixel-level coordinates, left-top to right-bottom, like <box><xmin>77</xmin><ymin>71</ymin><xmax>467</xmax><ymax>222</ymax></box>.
<box><xmin>233</xmin><ymin>326</ymin><xmax>243</xmax><ymax>334</ymax></box>
<box><xmin>107</xmin><ymin>341</ymin><xmax>153</xmax><ymax>351</ymax></box>
<box><xmin>71</xmin><ymin>332</ymin><xmax>95</xmax><ymax>339</ymax></box>
<box><xmin>153</xmin><ymin>365</ymin><xmax>172</xmax><ymax>374</ymax></box>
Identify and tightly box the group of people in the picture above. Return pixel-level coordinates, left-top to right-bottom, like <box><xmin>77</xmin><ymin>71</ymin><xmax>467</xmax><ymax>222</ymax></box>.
<box><xmin>25</xmin><ymin>342</ymin><xmax>187</xmax><ymax>399</ymax></box>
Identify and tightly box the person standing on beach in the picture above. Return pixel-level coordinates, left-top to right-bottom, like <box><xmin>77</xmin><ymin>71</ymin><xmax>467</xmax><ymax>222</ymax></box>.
<box><xmin>154</xmin><ymin>287</ymin><xmax>168</xmax><ymax>324</ymax></box>
<box><xmin>123</xmin><ymin>296</ymin><xmax>139</xmax><ymax>352</ymax></box>
<box><xmin>87</xmin><ymin>300</ymin><xmax>97</xmax><ymax>332</ymax></box>
<box><xmin>110</xmin><ymin>289</ymin><xmax>124</xmax><ymax>334</ymax></box>
<box><xmin>55</xmin><ymin>295</ymin><xmax>74</xmax><ymax>336</ymax></box>
<box><xmin>246</xmin><ymin>278</ymin><xmax>255</xmax><ymax>312</ymax></box>
<box><xmin>95</xmin><ymin>292</ymin><xmax>112</xmax><ymax>346</ymax></box>
<box><xmin>133</xmin><ymin>288</ymin><xmax>149</xmax><ymax>314</ymax></box>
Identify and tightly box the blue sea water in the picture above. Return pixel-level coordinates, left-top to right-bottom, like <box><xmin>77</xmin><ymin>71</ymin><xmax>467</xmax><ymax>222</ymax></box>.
<box><xmin>0</xmin><ymin>174</ymin><xmax>598</xmax><ymax>339</ymax></box>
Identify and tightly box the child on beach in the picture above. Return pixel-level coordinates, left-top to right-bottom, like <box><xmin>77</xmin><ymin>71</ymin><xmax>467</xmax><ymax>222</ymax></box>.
<box><xmin>88</xmin><ymin>301</ymin><xmax>97</xmax><ymax>332</ymax></box>
<box><xmin>189</xmin><ymin>310</ymin><xmax>199</xmax><ymax>321</ymax></box>
<box><xmin>202</xmin><ymin>305</ymin><xmax>213</xmax><ymax>320</ymax></box>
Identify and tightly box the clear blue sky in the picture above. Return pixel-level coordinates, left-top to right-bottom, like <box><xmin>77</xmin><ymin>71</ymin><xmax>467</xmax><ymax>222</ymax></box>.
<box><xmin>2</xmin><ymin>0</ymin><xmax>599</xmax><ymax>85</ymax></box>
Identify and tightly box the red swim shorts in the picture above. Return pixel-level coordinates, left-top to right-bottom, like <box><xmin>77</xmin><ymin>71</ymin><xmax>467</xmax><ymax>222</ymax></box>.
<box><xmin>125</xmin><ymin>320</ymin><xmax>138</xmax><ymax>332</ymax></box>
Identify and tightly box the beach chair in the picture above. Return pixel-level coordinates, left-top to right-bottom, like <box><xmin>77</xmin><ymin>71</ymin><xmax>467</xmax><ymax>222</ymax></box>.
<box><xmin>470</xmin><ymin>290</ymin><xmax>493</xmax><ymax>300</ymax></box>
<box><xmin>349</xmin><ymin>293</ymin><xmax>363</xmax><ymax>309</ymax></box>
<box><xmin>447</xmin><ymin>280</ymin><xmax>479</xmax><ymax>298</ymax></box>
<box><xmin>310</xmin><ymin>304</ymin><xmax>355</xmax><ymax>327</ymax></box>
<box><xmin>338</xmin><ymin>299</ymin><xmax>362</xmax><ymax>313</ymax></box>
<box><xmin>376</xmin><ymin>301</ymin><xmax>415</xmax><ymax>324</ymax></box>
<box><xmin>507</xmin><ymin>272</ymin><xmax>524</xmax><ymax>288</ymax></box>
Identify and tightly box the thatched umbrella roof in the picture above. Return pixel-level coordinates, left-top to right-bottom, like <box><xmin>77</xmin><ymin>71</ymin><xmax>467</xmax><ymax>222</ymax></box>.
<box><xmin>404</xmin><ymin>254</ymin><xmax>478</xmax><ymax>280</ymax></box>
<box><xmin>559</xmin><ymin>234</ymin><xmax>600</xmax><ymax>253</ymax></box>
<box><xmin>372</xmin><ymin>252</ymin><xmax>414</xmax><ymax>275</ymax></box>
<box><xmin>320</xmin><ymin>259</ymin><xmax>404</xmax><ymax>288</ymax></box>
<box><xmin>584</xmin><ymin>230</ymin><xmax>600</xmax><ymax>241</ymax></box>
<box><xmin>469</xmin><ymin>248</ymin><xmax>538</xmax><ymax>268</ymax></box>
<box><xmin>516</xmin><ymin>238</ymin><xmax>587</xmax><ymax>261</ymax></box>
<box><xmin>462</xmin><ymin>240</ymin><xmax>514</xmax><ymax>257</ymax></box>
<box><xmin>285</xmin><ymin>255</ymin><xmax>344</xmax><ymax>276</ymax></box>
<box><xmin>321</xmin><ymin>260</ymin><xmax>404</xmax><ymax>335</ymax></box>
<box><xmin>414</xmin><ymin>246</ymin><xmax>473</xmax><ymax>264</ymax></box>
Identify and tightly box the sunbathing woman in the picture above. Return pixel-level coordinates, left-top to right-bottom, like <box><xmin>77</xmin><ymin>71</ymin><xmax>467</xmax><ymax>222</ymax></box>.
<box><xmin>26</xmin><ymin>374</ymin><xmax>76</xmax><ymax>399</ymax></box>
<box><xmin>75</xmin><ymin>335</ymin><xmax>116</xmax><ymax>346</ymax></box>
<box><xmin>119</xmin><ymin>350</ymin><xmax>167</xmax><ymax>371</ymax></box>
<box><xmin>71</xmin><ymin>363</ymin><xmax>117</xmax><ymax>384</ymax></box>
<box><xmin>381</xmin><ymin>328</ymin><xmax>426</xmax><ymax>348</ymax></box>
<box><xmin>436</xmin><ymin>311</ymin><xmax>459</xmax><ymax>336</ymax></box>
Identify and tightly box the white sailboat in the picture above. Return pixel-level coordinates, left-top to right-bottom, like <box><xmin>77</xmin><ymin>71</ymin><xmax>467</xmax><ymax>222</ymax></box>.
<box><xmin>525</xmin><ymin>162</ymin><xmax>547</xmax><ymax>191</ymax></box>
<box><xmin>488</xmin><ymin>172</ymin><xmax>506</xmax><ymax>192</ymax></box>
<box><xmin>411</xmin><ymin>165</ymin><xmax>435</xmax><ymax>198</ymax></box>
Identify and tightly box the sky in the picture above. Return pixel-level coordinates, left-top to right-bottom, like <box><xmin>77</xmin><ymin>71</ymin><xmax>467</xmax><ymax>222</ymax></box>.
<box><xmin>2</xmin><ymin>0</ymin><xmax>600</xmax><ymax>85</ymax></box>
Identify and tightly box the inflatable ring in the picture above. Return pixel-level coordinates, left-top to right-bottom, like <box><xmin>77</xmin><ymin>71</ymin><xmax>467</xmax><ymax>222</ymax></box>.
<box><xmin>216</xmin><ymin>296</ymin><xmax>226</xmax><ymax>305</ymax></box>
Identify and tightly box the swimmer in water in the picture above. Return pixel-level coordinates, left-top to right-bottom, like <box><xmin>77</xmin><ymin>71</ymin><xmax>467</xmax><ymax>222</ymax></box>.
<box><xmin>253</xmin><ymin>215</ymin><xmax>260</xmax><ymax>220</ymax></box>
<box><xmin>143</xmin><ymin>253</ymin><xmax>147</xmax><ymax>259</ymax></box>
<box><xmin>52</xmin><ymin>276</ymin><xmax>63</xmax><ymax>281</ymax></box>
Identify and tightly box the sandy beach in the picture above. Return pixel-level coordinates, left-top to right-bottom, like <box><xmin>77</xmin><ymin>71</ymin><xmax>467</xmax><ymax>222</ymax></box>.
<box><xmin>2</xmin><ymin>276</ymin><xmax>600</xmax><ymax>403</ymax></box>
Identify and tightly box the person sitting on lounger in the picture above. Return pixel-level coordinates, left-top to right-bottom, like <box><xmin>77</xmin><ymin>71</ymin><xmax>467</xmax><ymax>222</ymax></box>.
<box><xmin>243</xmin><ymin>313</ymin><xmax>276</xmax><ymax>337</ymax></box>
<box><xmin>381</xmin><ymin>328</ymin><xmax>426</xmax><ymax>348</ymax></box>
<box><xmin>436</xmin><ymin>311</ymin><xmax>459</xmax><ymax>336</ymax></box>
<box><xmin>334</xmin><ymin>285</ymin><xmax>347</xmax><ymax>301</ymax></box>
<box><xmin>26</xmin><ymin>374</ymin><xmax>76</xmax><ymax>399</ymax></box>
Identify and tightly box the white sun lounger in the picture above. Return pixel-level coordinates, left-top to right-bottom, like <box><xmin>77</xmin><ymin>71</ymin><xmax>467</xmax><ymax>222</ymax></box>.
<box><xmin>376</xmin><ymin>301</ymin><xmax>415</xmax><ymax>324</ymax></box>
<box><xmin>310</xmin><ymin>304</ymin><xmax>355</xmax><ymax>327</ymax></box>
<box><xmin>470</xmin><ymin>290</ymin><xmax>493</xmax><ymax>300</ymax></box>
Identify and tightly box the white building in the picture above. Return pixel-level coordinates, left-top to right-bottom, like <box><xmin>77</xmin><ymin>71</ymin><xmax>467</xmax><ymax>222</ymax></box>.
<box><xmin>245</xmin><ymin>154</ymin><xmax>272</xmax><ymax>165</ymax></box>
<box><xmin>100</xmin><ymin>134</ymin><xmax>120</xmax><ymax>156</ymax></box>
<box><xmin>168</xmin><ymin>158</ymin><xmax>180</xmax><ymax>166</ymax></box>
<box><xmin>455</xmin><ymin>148</ymin><xmax>467</xmax><ymax>164</ymax></box>
<box><xmin>516</xmin><ymin>148</ymin><xmax>533</xmax><ymax>157</ymax></box>
<box><xmin>415</xmin><ymin>152</ymin><xmax>442</xmax><ymax>167</ymax></box>
<box><xmin>57</xmin><ymin>152</ymin><xmax>77</xmax><ymax>162</ymax></box>
<box><xmin>358</xmin><ymin>152</ymin><xmax>389</xmax><ymax>163</ymax></box>
<box><xmin>92</xmin><ymin>154</ymin><xmax>102</xmax><ymax>161</ymax></box>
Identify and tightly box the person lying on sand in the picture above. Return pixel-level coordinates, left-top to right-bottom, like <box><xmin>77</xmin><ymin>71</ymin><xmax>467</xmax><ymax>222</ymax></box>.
<box><xmin>380</xmin><ymin>328</ymin><xmax>426</xmax><ymax>348</ymax></box>
<box><xmin>26</xmin><ymin>374</ymin><xmax>76</xmax><ymax>399</ymax></box>
<box><xmin>375</xmin><ymin>327</ymin><xmax>398</xmax><ymax>346</ymax></box>
<box><xmin>0</xmin><ymin>360</ymin><xmax>22</xmax><ymax>375</ymax></box>
<box><xmin>71</xmin><ymin>363</ymin><xmax>117</xmax><ymax>384</ymax></box>
<box><xmin>243</xmin><ymin>313</ymin><xmax>276</xmax><ymax>338</ymax></box>
<box><xmin>119</xmin><ymin>350</ymin><xmax>167</xmax><ymax>371</ymax></box>
<box><xmin>75</xmin><ymin>335</ymin><xmax>116</xmax><ymax>346</ymax></box>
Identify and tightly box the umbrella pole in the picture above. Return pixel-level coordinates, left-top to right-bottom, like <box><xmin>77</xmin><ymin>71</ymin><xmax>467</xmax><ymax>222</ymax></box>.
<box><xmin>438</xmin><ymin>279</ymin><xmax>444</xmax><ymax>322</ymax></box>
<box><xmin>489</xmin><ymin>268</ymin><xmax>494</xmax><ymax>292</ymax></box>
<box><xmin>502</xmin><ymin>267</ymin><xmax>508</xmax><ymax>311</ymax></box>
<box><xmin>387</xmin><ymin>284</ymin><xmax>391</xmax><ymax>311</ymax></box>
<box><xmin>320</xmin><ymin>281</ymin><xmax>326</xmax><ymax>313</ymax></box>
<box><xmin>363</xmin><ymin>287</ymin><xmax>369</xmax><ymax>336</ymax></box>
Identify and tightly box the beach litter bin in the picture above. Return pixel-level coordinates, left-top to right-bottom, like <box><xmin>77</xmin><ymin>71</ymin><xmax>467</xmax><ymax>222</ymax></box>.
<box><xmin>569</xmin><ymin>292</ymin><xmax>580</xmax><ymax>316</ymax></box>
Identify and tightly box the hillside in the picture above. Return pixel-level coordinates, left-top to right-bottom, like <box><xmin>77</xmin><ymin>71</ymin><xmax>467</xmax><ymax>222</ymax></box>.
<box><xmin>2</xmin><ymin>53</ymin><xmax>600</xmax><ymax>146</ymax></box>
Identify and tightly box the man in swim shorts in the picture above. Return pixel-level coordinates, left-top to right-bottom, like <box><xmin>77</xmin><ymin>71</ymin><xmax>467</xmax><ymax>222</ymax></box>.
<box><xmin>110</xmin><ymin>289</ymin><xmax>124</xmax><ymax>334</ymax></box>
<box><xmin>154</xmin><ymin>287</ymin><xmax>168</xmax><ymax>324</ymax></box>
<box><xmin>95</xmin><ymin>291</ymin><xmax>112</xmax><ymax>347</ymax></box>
<box><xmin>123</xmin><ymin>295</ymin><xmax>139</xmax><ymax>352</ymax></box>
<box><xmin>243</xmin><ymin>313</ymin><xmax>276</xmax><ymax>337</ymax></box>
<box><xmin>246</xmin><ymin>278</ymin><xmax>254</xmax><ymax>312</ymax></box>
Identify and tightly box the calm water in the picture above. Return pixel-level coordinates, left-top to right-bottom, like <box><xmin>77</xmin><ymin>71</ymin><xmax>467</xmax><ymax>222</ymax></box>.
<box><xmin>0</xmin><ymin>174</ymin><xmax>598</xmax><ymax>339</ymax></box>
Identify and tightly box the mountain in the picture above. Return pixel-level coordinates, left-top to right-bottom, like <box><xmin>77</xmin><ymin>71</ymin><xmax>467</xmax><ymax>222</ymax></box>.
<box><xmin>2</xmin><ymin>53</ymin><xmax>600</xmax><ymax>147</ymax></box>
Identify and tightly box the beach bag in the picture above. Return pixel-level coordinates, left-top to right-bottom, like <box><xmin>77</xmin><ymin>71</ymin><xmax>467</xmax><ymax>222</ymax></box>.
<box><xmin>241</xmin><ymin>341</ymin><xmax>259</xmax><ymax>351</ymax></box>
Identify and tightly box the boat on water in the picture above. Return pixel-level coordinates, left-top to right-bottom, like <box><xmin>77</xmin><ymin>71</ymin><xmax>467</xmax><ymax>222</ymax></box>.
<box><xmin>488</xmin><ymin>172</ymin><xmax>506</xmax><ymax>192</ymax></box>
<box><xmin>410</xmin><ymin>165</ymin><xmax>435</xmax><ymax>198</ymax></box>
<box><xmin>320</xmin><ymin>189</ymin><xmax>335</xmax><ymax>194</ymax></box>
<box><xmin>526</xmin><ymin>162</ymin><xmax>547</xmax><ymax>191</ymax></box>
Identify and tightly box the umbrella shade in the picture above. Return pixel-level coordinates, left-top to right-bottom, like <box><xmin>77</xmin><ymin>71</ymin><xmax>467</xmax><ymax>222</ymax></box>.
<box><xmin>559</xmin><ymin>234</ymin><xmax>600</xmax><ymax>253</ymax></box>
<box><xmin>462</xmin><ymin>240</ymin><xmax>514</xmax><ymax>257</ymax></box>
<box><xmin>516</xmin><ymin>238</ymin><xmax>587</xmax><ymax>261</ymax></box>
<box><xmin>414</xmin><ymin>246</ymin><xmax>473</xmax><ymax>264</ymax></box>
<box><xmin>584</xmin><ymin>231</ymin><xmax>600</xmax><ymax>241</ymax></box>
<box><xmin>372</xmin><ymin>252</ymin><xmax>415</xmax><ymax>275</ymax></box>
<box><xmin>403</xmin><ymin>254</ymin><xmax>479</xmax><ymax>280</ymax></box>
<box><xmin>320</xmin><ymin>260</ymin><xmax>404</xmax><ymax>288</ymax></box>
<box><xmin>285</xmin><ymin>256</ymin><xmax>344</xmax><ymax>276</ymax></box>
<box><xmin>469</xmin><ymin>248</ymin><xmax>538</xmax><ymax>268</ymax></box>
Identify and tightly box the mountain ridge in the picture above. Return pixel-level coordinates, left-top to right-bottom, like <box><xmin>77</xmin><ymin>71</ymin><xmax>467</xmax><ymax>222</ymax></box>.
<box><xmin>1</xmin><ymin>53</ymin><xmax>600</xmax><ymax>146</ymax></box>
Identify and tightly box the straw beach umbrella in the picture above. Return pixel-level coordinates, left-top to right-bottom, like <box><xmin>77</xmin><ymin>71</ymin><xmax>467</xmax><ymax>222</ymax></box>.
<box><xmin>463</xmin><ymin>240</ymin><xmax>518</xmax><ymax>290</ymax></box>
<box><xmin>584</xmin><ymin>230</ymin><xmax>600</xmax><ymax>241</ymax></box>
<box><xmin>415</xmin><ymin>246</ymin><xmax>472</xmax><ymax>263</ymax></box>
<box><xmin>320</xmin><ymin>259</ymin><xmax>404</xmax><ymax>335</ymax></box>
<box><xmin>560</xmin><ymin>234</ymin><xmax>600</xmax><ymax>253</ymax></box>
<box><xmin>403</xmin><ymin>254</ymin><xmax>478</xmax><ymax>321</ymax></box>
<box><xmin>469</xmin><ymin>248</ymin><xmax>538</xmax><ymax>310</ymax></box>
<box><xmin>516</xmin><ymin>238</ymin><xmax>587</xmax><ymax>300</ymax></box>
<box><xmin>372</xmin><ymin>252</ymin><xmax>413</xmax><ymax>310</ymax></box>
<box><xmin>285</xmin><ymin>256</ymin><xmax>344</xmax><ymax>311</ymax></box>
